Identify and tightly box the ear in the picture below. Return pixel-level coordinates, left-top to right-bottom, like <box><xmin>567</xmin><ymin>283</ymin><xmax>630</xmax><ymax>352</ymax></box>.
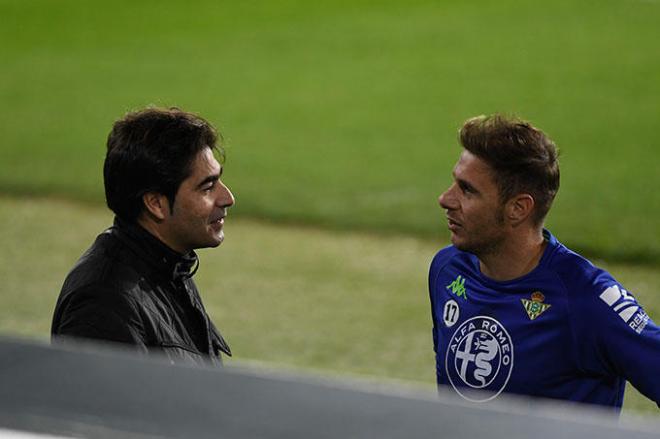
<box><xmin>141</xmin><ymin>192</ymin><xmax>170</xmax><ymax>221</ymax></box>
<box><xmin>505</xmin><ymin>194</ymin><xmax>535</xmax><ymax>226</ymax></box>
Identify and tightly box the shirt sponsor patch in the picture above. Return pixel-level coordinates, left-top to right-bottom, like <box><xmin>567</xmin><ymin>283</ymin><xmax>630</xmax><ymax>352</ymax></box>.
<box><xmin>446</xmin><ymin>316</ymin><xmax>514</xmax><ymax>402</ymax></box>
<box><xmin>598</xmin><ymin>285</ymin><xmax>649</xmax><ymax>334</ymax></box>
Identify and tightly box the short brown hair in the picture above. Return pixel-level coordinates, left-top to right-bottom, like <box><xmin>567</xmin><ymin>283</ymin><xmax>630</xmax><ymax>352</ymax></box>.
<box><xmin>459</xmin><ymin>114</ymin><xmax>560</xmax><ymax>225</ymax></box>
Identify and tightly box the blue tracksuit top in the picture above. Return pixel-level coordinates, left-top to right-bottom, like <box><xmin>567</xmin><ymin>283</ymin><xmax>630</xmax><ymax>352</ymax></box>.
<box><xmin>429</xmin><ymin>230</ymin><xmax>660</xmax><ymax>410</ymax></box>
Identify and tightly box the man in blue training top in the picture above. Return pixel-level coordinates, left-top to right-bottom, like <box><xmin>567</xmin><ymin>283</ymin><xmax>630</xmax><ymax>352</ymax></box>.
<box><xmin>429</xmin><ymin>114</ymin><xmax>660</xmax><ymax>410</ymax></box>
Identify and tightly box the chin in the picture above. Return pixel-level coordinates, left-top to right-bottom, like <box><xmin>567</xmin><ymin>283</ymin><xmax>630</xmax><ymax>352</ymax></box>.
<box><xmin>212</xmin><ymin>232</ymin><xmax>225</xmax><ymax>246</ymax></box>
<box><xmin>195</xmin><ymin>236</ymin><xmax>224</xmax><ymax>250</ymax></box>
<box><xmin>208</xmin><ymin>237</ymin><xmax>224</xmax><ymax>248</ymax></box>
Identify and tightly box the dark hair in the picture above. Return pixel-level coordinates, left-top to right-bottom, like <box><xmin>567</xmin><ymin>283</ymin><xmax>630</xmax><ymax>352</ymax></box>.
<box><xmin>459</xmin><ymin>114</ymin><xmax>560</xmax><ymax>225</ymax></box>
<box><xmin>104</xmin><ymin>107</ymin><xmax>223</xmax><ymax>222</ymax></box>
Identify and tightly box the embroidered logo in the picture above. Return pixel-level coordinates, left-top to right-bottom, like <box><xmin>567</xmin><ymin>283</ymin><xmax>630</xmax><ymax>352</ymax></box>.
<box><xmin>446</xmin><ymin>316</ymin><xmax>514</xmax><ymax>402</ymax></box>
<box><xmin>521</xmin><ymin>291</ymin><xmax>551</xmax><ymax>320</ymax></box>
<box><xmin>599</xmin><ymin>285</ymin><xmax>649</xmax><ymax>334</ymax></box>
<box><xmin>446</xmin><ymin>275</ymin><xmax>468</xmax><ymax>300</ymax></box>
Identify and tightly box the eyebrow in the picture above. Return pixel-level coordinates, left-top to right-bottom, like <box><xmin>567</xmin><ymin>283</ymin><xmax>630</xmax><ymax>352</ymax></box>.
<box><xmin>195</xmin><ymin>165</ymin><xmax>224</xmax><ymax>189</ymax></box>
<box><xmin>455</xmin><ymin>177</ymin><xmax>479</xmax><ymax>194</ymax></box>
<box><xmin>196</xmin><ymin>172</ymin><xmax>220</xmax><ymax>189</ymax></box>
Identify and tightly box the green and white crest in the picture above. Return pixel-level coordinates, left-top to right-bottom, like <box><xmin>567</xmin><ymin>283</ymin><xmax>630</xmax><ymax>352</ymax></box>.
<box><xmin>521</xmin><ymin>291</ymin><xmax>551</xmax><ymax>320</ymax></box>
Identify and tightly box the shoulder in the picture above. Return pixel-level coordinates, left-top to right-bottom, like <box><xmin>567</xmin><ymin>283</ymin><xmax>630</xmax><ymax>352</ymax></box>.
<box><xmin>544</xmin><ymin>232</ymin><xmax>623</xmax><ymax>311</ymax></box>
<box><xmin>51</xmin><ymin>279</ymin><xmax>143</xmax><ymax>336</ymax></box>
<box><xmin>62</xmin><ymin>228</ymin><xmax>117</xmax><ymax>285</ymax></box>
<box><xmin>543</xmin><ymin>234</ymin><xmax>616</xmax><ymax>297</ymax></box>
<box><xmin>52</xmin><ymin>228</ymin><xmax>152</xmax><ymax>337</ymax></box>
<box><xmin>57</xmin><ymin>281</ymin><xmax>137</xmax><ymax>311</ymax></box>
<box><xmin>63</xmin><ymin>227</ymin><xmax>143</xmax><ymax>289</ymax></box>
<box><xmin>430</xmin><ymin>245</ymin><xmax>464</xmax><ymax>275</ymax></box>
<box><xmin>57</xmin><ymin>230</ymin><xmax>146</xmax><ymax>314</ymax></box>
<box><xmin>429</xmin><ymin>245</ymin><xmax>474</xmax><ymax>295</ymax></box>
<box><xmin>540</xmin><ymin>237</ymin><xmax>659</xmax><ymax>383</ymax></box>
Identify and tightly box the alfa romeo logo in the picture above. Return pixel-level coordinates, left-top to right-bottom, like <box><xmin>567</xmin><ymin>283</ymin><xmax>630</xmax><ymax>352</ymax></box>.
<box><xmin>445</xmin><ymin>316</ymin><xmax>514</xmax><ymax>402</ymax></box>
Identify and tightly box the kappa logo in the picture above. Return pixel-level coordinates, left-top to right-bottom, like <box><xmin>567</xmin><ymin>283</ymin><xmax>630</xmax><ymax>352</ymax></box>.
<box><xmin>599</xmin><ymin>285</ymin><xmax>649</xmax><ymax>334</ymax></box>
<box><xmin>446</xmin><ymin>316</ymin><xmax>514</xmax><ymax>402</ymax></box>
<box><xmin>446</xmin><ymin>275</ymin><xmax>468</xmax><ymax>300</ymax></box>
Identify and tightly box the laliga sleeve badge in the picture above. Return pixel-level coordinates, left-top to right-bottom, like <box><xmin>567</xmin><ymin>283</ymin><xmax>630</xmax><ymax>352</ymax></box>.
<box><xmin>521</xmin><ymin>291</ymin><xmax>551</xmax><ymax>320</ymax></box>
<box><xmin>443</xmin><ymin>299</ymin><xmax>460</xmax><ymax>327</ymax></box>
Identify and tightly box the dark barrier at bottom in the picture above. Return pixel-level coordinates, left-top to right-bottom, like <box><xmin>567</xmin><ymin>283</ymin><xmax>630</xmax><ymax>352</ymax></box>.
<box><xmin>0</xmin><ymin>336</ymin><xmax>657</xmax><ymax>439</ymax></box>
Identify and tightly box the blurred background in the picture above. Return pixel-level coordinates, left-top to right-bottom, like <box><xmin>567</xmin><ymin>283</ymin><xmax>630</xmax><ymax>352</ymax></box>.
<box><xmin>1</xmin><ymin>0</ymin><xmax>658</xmax><ymax>415</ymax></box>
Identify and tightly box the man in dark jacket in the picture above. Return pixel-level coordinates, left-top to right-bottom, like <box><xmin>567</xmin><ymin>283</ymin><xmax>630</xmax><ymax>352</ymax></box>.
<box><xmin>52</xmin><ymin>107</ymin><xmax>234</xmax><ymax>365</ymax></box>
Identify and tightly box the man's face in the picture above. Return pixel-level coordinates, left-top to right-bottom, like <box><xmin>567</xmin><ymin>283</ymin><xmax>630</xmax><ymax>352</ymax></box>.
<box><xmin>162</xmin><ymin>147</ymin><xmax>235</xmax><ymax>254</ymax></box>
<box><xmin>438</xmin><ymin>150</ymin><xmax>507</xmax><ymax>256</ymax></box>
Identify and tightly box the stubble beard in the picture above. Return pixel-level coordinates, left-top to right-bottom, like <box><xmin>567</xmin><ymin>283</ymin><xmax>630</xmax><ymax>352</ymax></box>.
<box><xmin>454</xmin><ymin>207</ymin><xmax>506</xmax><ymax>258</ymax></box>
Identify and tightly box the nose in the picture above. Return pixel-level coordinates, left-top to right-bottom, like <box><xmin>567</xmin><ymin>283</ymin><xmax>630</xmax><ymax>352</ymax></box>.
<box><xmin>438</xmin><ymin>183</ymin><xmax>458</xmax><ymax>210</ymax></box>
<box><xmin>217</xmin><ymin>182</ymin><xmax>235</xmax><ymax>208</ymax></box>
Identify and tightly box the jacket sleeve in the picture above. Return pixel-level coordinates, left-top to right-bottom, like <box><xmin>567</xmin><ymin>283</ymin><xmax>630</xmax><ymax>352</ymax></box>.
<box><xmin>572</xmin><ymin>279</ymin><xmax>660</xmax><ymax>407</ymax></box>
<box><xmin>52</xmin><ymin>284</ymin><xmax>148</xmax><ymax>350</ymax></box>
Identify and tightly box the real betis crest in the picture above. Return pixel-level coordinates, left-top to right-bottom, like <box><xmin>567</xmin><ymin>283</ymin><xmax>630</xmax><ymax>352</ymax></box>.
<box><xmin>521</xmin><ymin>291</ymin><xmax>551</xmax><ymax>320</ymax></box>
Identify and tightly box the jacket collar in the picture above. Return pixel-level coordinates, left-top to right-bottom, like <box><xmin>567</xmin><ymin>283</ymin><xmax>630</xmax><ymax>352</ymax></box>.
<box><xmin>112</xmin><ymin>217</ymin><xmax>199</xmax><ymax>282</ymax></box>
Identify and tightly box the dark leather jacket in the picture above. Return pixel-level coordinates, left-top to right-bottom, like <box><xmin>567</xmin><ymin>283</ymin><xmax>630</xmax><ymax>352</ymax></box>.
<box><xmin>51</xmin><ymin>217</ymin><xmax>231</xmax><ymax>366</ymax></box>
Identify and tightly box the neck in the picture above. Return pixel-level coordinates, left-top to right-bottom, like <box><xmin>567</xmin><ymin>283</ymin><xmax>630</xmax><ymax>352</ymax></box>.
<box><xmin>136</xmin><ymin>216</ymin><xmax>186</xmax><ymax>255</ymax></box>
<box><xmin>478</xmin><ymin>228</ymin><xmax>546</xmax><ymax>282</ymax></box>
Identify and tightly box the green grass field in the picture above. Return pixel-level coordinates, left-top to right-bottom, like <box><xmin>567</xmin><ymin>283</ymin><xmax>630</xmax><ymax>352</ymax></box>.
<box><xmin>1</xmin><ymin>0</ymin><xmax>658</xmax><ymax>417</ymax></box>
<box><xmin>1</xmin><ymin>196</ymin><xmax>658</xmax><ymax>415</ymax></box>
<box><xmin>1</xmin><ymin>0</ymin><xmax>659</xmax><ymax>261</ymax></box>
